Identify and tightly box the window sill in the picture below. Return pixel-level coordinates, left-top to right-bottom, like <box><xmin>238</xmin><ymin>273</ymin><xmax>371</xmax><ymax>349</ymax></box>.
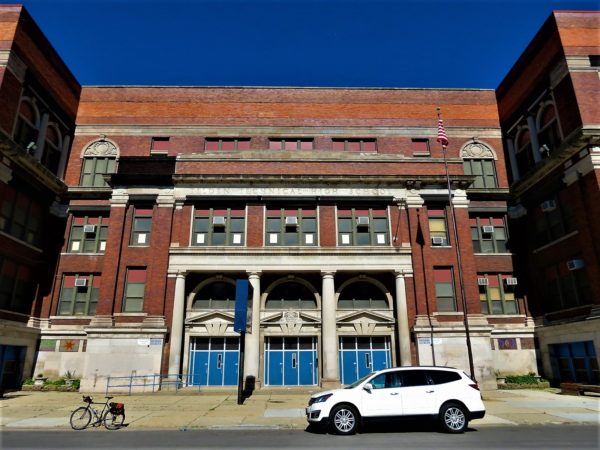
<box><xmin>114</xmin><ymin>312</ymin><xmax>148</xmax><ymax>317</ymax></box>
<box><xmin>473</xmin><ymin>252</ymin><xmax>513</xmax><ymax>256</ymax></box>
<box><xmin>62</xmin><ymin>252</ymin><xmax>105</xmax><ymax>256</ymax></box>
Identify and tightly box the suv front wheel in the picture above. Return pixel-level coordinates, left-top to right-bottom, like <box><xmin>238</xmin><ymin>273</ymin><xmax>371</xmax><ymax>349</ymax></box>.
<box><xmin>329</xmin><ymin>404</ymin><xmax>359</xmax><ymax>435</ymax></box>
<box><xmin>439</xmin><ymin>402</ymin><xmax>468</xmax><ymax>433</ymax></box>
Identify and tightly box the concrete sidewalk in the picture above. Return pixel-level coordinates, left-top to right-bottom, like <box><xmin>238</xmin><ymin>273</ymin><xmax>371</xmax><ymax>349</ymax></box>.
<box><xmin>1</xmin><ymin>388</ymin><xmax>598</xmax><ymax>430</ymax></box>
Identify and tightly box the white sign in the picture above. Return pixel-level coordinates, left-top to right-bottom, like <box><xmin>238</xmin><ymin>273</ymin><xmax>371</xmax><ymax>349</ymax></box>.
<box><xmin>137</xmin><ymin>339</ymin><xmax>150</xmax><ymax>346</ymax></box>
<box><xmin>418</xmin><ymin>337</ymin><xmax>442</xmax><ymax>345</ymax></box>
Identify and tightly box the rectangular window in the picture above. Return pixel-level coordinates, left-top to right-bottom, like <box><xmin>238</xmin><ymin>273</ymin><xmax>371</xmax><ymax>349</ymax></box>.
<box><xmin>123</xmin><ymin>268</ymin><xmax>146</xmax><ymax>312</ymax></box>
<box><xmin>479</xmin><ymin>274</ymin><xmax>518</xmax><ymax>315</ymax></box>
<box><xmin>434</xmin><ymin>268</ymin><xmax>456</xmax><ymax>312</ymax></box>
<box><xmin>428</xmin><ymin>207</ymin><xmax>448</xmax><ymax>246</ymax></box>
<box><xmin>534</xmin><ymin>197</ymin><xmax>577</xmax><ymax>247</ymax></box>
<box><xmin>268</xmin><ymin>138</ymin><xmax>313</xmax><ymax>151</ymax></box>
<box><xmin>131</xmin><ymin>207</ymin><xmax>153</xmax><ymax>246</ymax></box>
<box><xmin>543</xmin><ymin>260</ymin><xmax>591</xmax><ymax>313</ymax></box>
<box><xmin>464</xmin><ymin>159</ymin><xmax>498</xmax><ymax>189</ymax></box>
<box><xmin>337</xmin><ymin>207</ymin><xmax>389</xmax><ymax>246</ymax></box>
<box><xmin>265</xmin><ymin>208</ymin><xmax>317</xmax><ymax>246</ymax></box>
<box><xmin>331</xmin><ymin>138</ymin><xmax>377</xmax><ymax>152</ymax></box>
<box><xmin>68</xmin><ymin>216</ymin><xmax>109</xmax><ymax>253</ymax></box>
<box><xmin>151</xmin><ymin>137</ymin><xmax>170</xmax><ymax>153</ymax></box>
<box><xmin>192</xmin><ymin>207</ymin><xmax>245</xmax><ymax>246</ymax></box>
<box><xmin>0</xmin><ymin>258</ymin><xmax>33</xmax><ymax>314</ymax></box>
<box><xmin>80</xmin><ymin>157</ymin><xmax>116</xmax><ymax>187</ymax></box>
<box><xmin>470</xmin><ymin>216</ymin><xmax>508</xmax><ymax>253</ymax></box>
<box><xmin>411</xmin><ymin>138</ymin><xmax>430</xmax><ymax>156</ymax></box>
<box><xmin>57</xmin><ymin>274</ymin><xmax>100</xmax><ymax>316</ymax></box>
<box><xmin>0</xmin><ymin>184</ymin><xmax>42</xmax><ymax>246</ymax></box>
<box><xmin>205</xmin><ymin>138</ymin><xmax>251</xmax><ymax>151</ymax></box>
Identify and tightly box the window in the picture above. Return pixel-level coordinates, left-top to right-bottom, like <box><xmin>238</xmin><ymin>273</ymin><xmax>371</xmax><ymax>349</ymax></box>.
<box><xmin>57</xmin><ymin>274</ymin><xmax>100</xmax><ymax>316</ymax></box>
<box><xmin>370</xmin><ymin>371</ymin><xmax>402</xmax><ymax>389</ymax></box>
<box><xmin>434</xmin><ymin>268</ymin><xmax>456</xmax><ymax>312</ymax></box>
<box><xmin>464</xmin><ymin>159</ymin><xmax>498</xmax><ymax>188</ymax></box>
<box><xmin>268</xmin><ymin>138</ymin><xmax>313</xmax><ymax>150</ymax></box>
<box><xmin>338</xmin><ymin>281</ymin><xmax>388</xmax><ymax>309</ymax></box>
<box><xmin>534</xmin><ymin>197</ymin><xmax>577</xmax><ymax>247</ymax></box>
<box><xmin>337</xmin><ymin>207</ymin><xmax>389</xmax><ymax>246</ymax></box>
<box><xmin>470</xmin><ymin>216</ymin><xmax>508</xmax><ymax>253</ymax></box>
<box><xmin>0</xmin><ymin>184</ymin><xmax>42</xmax><ymax>246</ymax></box>
<box><xmin>151</xmin><ymin>137</ymin><xmax>170</xmax><ymax>153</ymax></box>
<box><xmin>42</xmin><ymin>124</ymin><xmax>62</xmax><ymax>175</ymax></box>
<box><xmin>0</xmin><ymin>258</ymin><xmax>36</xmax><ymax>314</ymax></box>
<box><xmin>123</xmin><ymin>268</ymin><xmax>146</xmax><ymax>312</ymax></box>
<box><xmin>544</xmin><ymin>261</ymin><xmax>591</xmax><ymax>313</ymax></box>
<box><xmin>266</xmin><ymin>208</ymin><xmax>316</xmax><ymax>246</ymax></box>
<box><xmin>428</xmin><ymin>207</ymin><xmax>449</xmax><ymax>246</ymax></box>
<box><xmin>332</xmin><ymin>138</ymin><xmax>376</xmax><ymax>152</ymax></box>
<box><xmin>68</xmin><ymin>216</ymin><xmax>109</xmax><ymax>253</ymax></box>
<box><xmin>192</xmin><ymin>281</ymin><xmax>236</xmax><ymax>309</ymax></box>
<box><xmin>427</xmin><ymin>370</ymin><xmax>460</xmax><ymax>384</ymax></box>
<box><xmin>205</xmin><ymin>138</ymin><xmax>250</xmax><ymax>151</ymax></box>
<box><xmin>131</xmin><ymin>207</ymin><xmax>152</xmax><ymax>246</ymax></box>
<box><xmin>193</xmin><ymin>207</ymin><xmax>245</xmax><ymax>246</ymax></box>
<box><xmin>478</xmin><ymin>274</ymin><xmax>518</xmax><ymax>314</ymax></box>
<box><xmin>80</xmin><ymin>157</ymin><xmax>116</xmax><ymax>187</ymax></box>
<box><xmin>537</xmin><ymin>103</ymin><xmax>561</xmax><ymax>155</ymax></box>
<box><xmin>13</xmin><ymin>99</ymin><xmax>38</xmax><ymax>150</ymax></box>
<box><xmin>400</xmin><ymin>370</ymin><xmax>429</xmax><ymax>387</ymax></box>
<box><xmin>515</xmin><ymin>128</ymin><xmax>534</xmax><ymax>176</ymax></box>
<box><xmin>265</xmin><ymin>281</ymin><xmax>317</xmax><ymax>309</ymax></box>
<box><xmin>411</xmin><ymin>138</ymin><xmax>430</xmax><ymax>156</ymax></box>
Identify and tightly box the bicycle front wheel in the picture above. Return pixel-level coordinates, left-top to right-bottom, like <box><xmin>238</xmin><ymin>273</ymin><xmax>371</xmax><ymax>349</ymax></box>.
<box><xmin>70</xmin><ymin>406</ymin><xmax>92</xmax><ymax>430</ymax></box>
<box><xmin>103</xmin><ymin>411</ymin><xmax>125</xmax><ymax>430</ymax></box>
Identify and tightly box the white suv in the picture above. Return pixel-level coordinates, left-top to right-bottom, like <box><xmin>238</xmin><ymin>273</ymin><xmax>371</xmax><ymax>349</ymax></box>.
<box><xmin>306</xmin><ymin>366</ymin><xmax>485</xmax><ymax>435</ymax></box>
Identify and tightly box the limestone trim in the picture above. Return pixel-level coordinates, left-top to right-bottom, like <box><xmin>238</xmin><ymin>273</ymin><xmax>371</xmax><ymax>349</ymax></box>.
<box><xmin>261</xmin><ymin>275</ymin><xmax>321</xmax><ymax>310</ymax></box>
<box><xmin>80</xmin><ymin>136</ymin><xmax>119</xmax><ymax>158</ymax></box>
<box><xmin>460</xmin><ymin>139</ymin><xmax>497</xmax><ymax>160</ymax></box>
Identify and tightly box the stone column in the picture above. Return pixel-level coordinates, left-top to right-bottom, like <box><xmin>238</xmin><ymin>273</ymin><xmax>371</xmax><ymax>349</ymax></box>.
<box><xmin>395</xmin><ymin>271</ymin><xmax>412</xmax><ymax>366</ymax></box>
<box><xmin>244</xmin><ymin>271</ymin><xmax>261</xmax><ymax>387</ymax></box>
<box><xmin>321</xmin><ymin>271</ymin><xmax>339</xmax><ymax>387</ymax></box>
<box><xmin>168</xmin><ymin>272</ymin><xmax>186</xmax><ymax>376</ymax></box>
<box><xmin>527</xmin><ymin>115</ymin><xmax>542</xmax><ymax>163</ymax></box>
<box><xmin>33</xmin><ymin>112</ymin><xmax>49</xmax><ymax>160</ymax></box>
<box><xmin>57</xmin><ymin>135</ymin><xmax>71</xmax><ymax>181</ymax></box>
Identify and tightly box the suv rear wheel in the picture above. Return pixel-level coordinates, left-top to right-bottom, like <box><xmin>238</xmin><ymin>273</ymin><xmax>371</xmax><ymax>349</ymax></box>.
<box><xmin>329</xmin><ymin>404</ymin><xmax>359</xmax><ymax>435</ymax></box>
<box><xmin>439</xmin><ymin>402</ymin><xmax>468</xmax><ymax>433</ymax></box>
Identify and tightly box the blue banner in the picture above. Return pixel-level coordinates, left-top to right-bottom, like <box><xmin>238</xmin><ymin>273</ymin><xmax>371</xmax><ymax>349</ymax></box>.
<box><xmin>234</xmin><ymin>279</ymin><xmax>249</xmax><ymax>333</ymax></box>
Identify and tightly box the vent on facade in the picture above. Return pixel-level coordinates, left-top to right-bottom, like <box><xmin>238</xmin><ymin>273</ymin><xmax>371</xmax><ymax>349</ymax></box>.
<box><xmin>508</xmin><ymin>204</ymin><xmax>527</xmax><ymax>219</ymax></box>
<box><xmin>505</xmin><ymin>277</ymin><xmax>518</xmax><ymax>286</ymax></box>
<box><xmin>541</xmin><ymin>200</ymin><xmax>557</xmax><ymax>212</ymax></box>
<box><xmin>212</xmin><ymin>216</ymin><xmax>226</xmax><ymax>226</ymax></box>
<box><xmin>482</xmin><ymin>225</ymin><xmax>495</xmax><ymax>234</ymax></box>
<box><xmin>477</xmin><ymin>277</ymin><xmax>489</xmax><ymax>286</ymax></box>
<box><xmin>356</xmin><ymin>216</ymin><xmax>370</xmax><ymax>227</ymax></box>
<box><xmin>431</xmin><ymin>236</ymin><xmax>446</xmax><ymax>246</ymax></box>
<box><xmin>566</xmin><ymin>259</ymin><xmax>585</xmax><ymax>271</ymax></box>
<box><xmin>74</xmin><ymin>278</ymin><xmax>87</xmax><ymax>287</ymax></box>
<box><xmin>83</xmin><ymin>224</ymin><xmax>96</xmax><ymax>234</ymax></box>
<box><xmin>285</xmin><ymin>216</ymin><xmax>298</xmax><ymax>227</ymax></box>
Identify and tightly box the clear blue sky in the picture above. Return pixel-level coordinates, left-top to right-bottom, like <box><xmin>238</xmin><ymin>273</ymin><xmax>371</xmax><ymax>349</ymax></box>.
<box><xmin>10</xmin><ymin>0</ymin><xmax>600</xmax><ymax>88</ymax></box>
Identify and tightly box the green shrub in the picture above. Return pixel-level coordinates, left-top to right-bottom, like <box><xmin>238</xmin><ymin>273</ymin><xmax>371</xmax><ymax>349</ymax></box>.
<box><xmin>505</xmin><ymin>372</ymin><xmax>540</xmax><ymax>385</ymax></box>
<box><xmin>22</xmin><ymin>377</ymin><xmax>34</xmax><ymax>385</ymax></box>
<box><xmin>46</xmin><ymin>378</ymin><xmax>66</xmax><ymax>386</ymax></box>
<box><xmin>72</xmin><ymin>379</ymin><xmax>81</xmax><ymax>389</ymax></box>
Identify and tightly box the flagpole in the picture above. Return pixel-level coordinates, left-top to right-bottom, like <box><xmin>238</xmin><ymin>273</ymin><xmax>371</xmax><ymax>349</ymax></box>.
<box><xmin>437</xmin><ymin>108</ymin><xmax>476</xmax><ymax>381</ymax></box>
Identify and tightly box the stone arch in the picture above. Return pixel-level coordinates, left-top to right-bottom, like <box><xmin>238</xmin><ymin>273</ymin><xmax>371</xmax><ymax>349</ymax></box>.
<box><xmin>187</xmin><ymin>275</ymin><xmax>237</xmax><ymax>310</ymax></box>
<box><xmin>535</xmin><ymin>100</ymin><xmax>557</xmax><ymax>131</ymax></box>
<box><xmin>45</xmin><ymin>122</ymin><xmax>63</xmax><ymax>149</ymax></box>
<box><xmin>262</xmin><ymin>275</ymin><xmax>321</xmax><ymax>310</ymax></box>
<box><xmin>459</xmin><ymin>139</ymin><xmax>497</xmax><ymax>160</ymax></box>
<box><xmin>336</xmin><ymin>275</ymin><xmax>392</xmax><ymax>309</ymax></box>
<box><xmin>80</xmin><ymin>136</ymin><xmax>120</xmax><ymax>159</ymax></box>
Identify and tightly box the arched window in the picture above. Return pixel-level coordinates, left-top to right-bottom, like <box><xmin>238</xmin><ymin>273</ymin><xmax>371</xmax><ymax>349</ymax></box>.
<box><xmin>192</xmin><ymin>281</ymin><xmax>236</xmax><ymax>309</ymax></box>
<box><xmin>338</xmin><ymin>281</ymin><xmax>388</xmax><ymax>309</ymax></box>
<box><xmin>515</xmin><ymin>128</ymin><xmax>534</xmax><ymax>176</ymax></box>
<box><xmin>461</xmin><ymin>141</ymin><xmax>498</xmax><ymax>189</ymax></box>
<box><xmin>265</xmin><ymin>281</ymin><xmax>317</xmax><ymax>310</ymax></box>
<box><xmin>42</xmin><ymin>124</ymin><xmax>62</xmax><ymax>175</ymax></box>
<box><xmin>80</xmin><ymin>139</ymin><xmax>118</xmax><ymax>187</ymax></box>
<box><xmin>537</xmin><ymin>103</ymin><xmax>561</xmax><ymax>155</ymax></box>
<box><xmin>13</xmin><ymin>99</ymin><xmax>39</xmax><ymax>149</ymax></box>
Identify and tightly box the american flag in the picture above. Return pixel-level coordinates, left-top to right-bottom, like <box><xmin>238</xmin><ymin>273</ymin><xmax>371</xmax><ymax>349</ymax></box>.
<box><xmin>437</xmin><ymin>117</ymin><xmax>449</xmax><ymax>147</ymax></box>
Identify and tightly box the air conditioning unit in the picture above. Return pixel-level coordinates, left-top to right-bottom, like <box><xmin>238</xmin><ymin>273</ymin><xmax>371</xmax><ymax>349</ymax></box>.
<box><xmin>83</xmin><ymin>224</ymin><xmax>96</xmax><ymax>234</ymax></box>
<box><xmin>285</xmin><ymin>216</ymin><xmax>298</xmax><ymax>226</ymax></box>
<box><xmin>212</xmin><ymin>216</ymin><xmax>226</xmax><ymax>226</ymax></box>
<box><xmin>541</xmin><ymin>200</ymin><xmax>557</xmax><ymax>212</ymax></box>
<box><xmin>505</xmin><ymin>277</ymin><xmax>518</xmax><ymax>286</ymax></box>
<box><xmin>477</xmin><ymin>277</ymin><xmax>489</xmax><ymax>286</ymax></box>
<box><xmin>482</xmin><ymin>225</ymin><xmax>495</xmax><ymax>234</ymax></box>
<box><xmin>431</xmin><ymin>236</ymin><xmax>445</xmax><ymax>246</ymax></box>
<box><xmin>567</xmin><ymin>259</ymin><xmax>585</xmax><ymax>271</ymax></box>
<box><xmin>74</xmin><ymin>278</ymin><xmax>87</xmax><ymax>287</ymax></box>
<box><xmin>356</xmin><ymin>216</ymin><xmax>370</xmax><ymax>227</ymax></box>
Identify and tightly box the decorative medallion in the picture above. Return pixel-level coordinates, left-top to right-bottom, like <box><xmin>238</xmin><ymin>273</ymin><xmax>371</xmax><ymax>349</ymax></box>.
<box><xmin>461</xmin><ymin>141</ymin><xmax>494</xmax><ymax>159</ymax></box>
<box><xmin>83</xmin><ymin>139</ymin><xmax>118</xmax><ymax>157</ymax></box>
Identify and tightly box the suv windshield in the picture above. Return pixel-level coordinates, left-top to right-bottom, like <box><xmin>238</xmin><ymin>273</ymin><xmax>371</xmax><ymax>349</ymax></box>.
<box><xmin>344</xmin><ymin>372</ymin><xmax>375</xmax><ymax>389</ymax></box>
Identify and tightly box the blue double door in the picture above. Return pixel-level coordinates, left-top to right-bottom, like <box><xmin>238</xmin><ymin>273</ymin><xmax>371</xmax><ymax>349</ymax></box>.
<box><xmin>339</xmin><ymin>337</ymin><xmax>391</xmax><ymax>385</ymax></box>
<box><xmin>188</xmin><ymin>337</ymin><xmax>239</xmax><ymax>386</ymax></box>
<box><xmin>0</xmin><ymin>345</ymin><xmax>26</xmax><ymax>391</ymax></box>
<box><xmin>264</xmin><ymin>337</ymin><xmax>318</xmax><ymax>386</ymax></box>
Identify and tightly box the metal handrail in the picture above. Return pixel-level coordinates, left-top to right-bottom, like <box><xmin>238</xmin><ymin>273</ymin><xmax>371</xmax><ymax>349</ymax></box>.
<box><xmin>105</xmin><ymin>373</ymin><xmax>200</xmax><ymax>395</ymax></box>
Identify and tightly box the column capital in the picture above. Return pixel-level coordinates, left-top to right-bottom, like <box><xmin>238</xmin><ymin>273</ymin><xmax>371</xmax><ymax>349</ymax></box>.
<box><xmin>320</xmin><ymin>270</ymin><xmax>336</xmax><ymax>278</ymax></box>
<box><xmin>246</xmin><ymin>270</ymin><xmax>262</xmax><ymax>278</ymax></box>
<box><xmin>394</xmin><ymin>268</ymin><xmax>413</xmax><ymax>278</ymax></box>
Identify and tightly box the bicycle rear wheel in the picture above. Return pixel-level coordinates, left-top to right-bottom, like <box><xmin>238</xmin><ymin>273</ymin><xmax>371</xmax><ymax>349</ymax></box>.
<box><xmin>70</xmin><ymin>406</ymin><xmax>92</xmax><ymax>430</ymax></box>
<box><xmin>103</xmin><ymin>411</ymin><xmax>125</xmax><ymax>430</ymax></box>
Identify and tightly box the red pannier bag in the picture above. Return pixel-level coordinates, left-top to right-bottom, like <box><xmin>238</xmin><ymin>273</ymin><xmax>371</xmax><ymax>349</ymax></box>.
<box><xmin>109</xmin><ymin>402</ymin><xmax>125</xmax><ymax>414</ymax></box>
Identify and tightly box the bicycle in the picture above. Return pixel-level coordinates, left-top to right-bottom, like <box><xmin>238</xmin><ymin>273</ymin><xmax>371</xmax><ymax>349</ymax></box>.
<box><xmin>70</xmin><ymin>395</ymin><xmax>126</xmax><ymax>430</ymax></box>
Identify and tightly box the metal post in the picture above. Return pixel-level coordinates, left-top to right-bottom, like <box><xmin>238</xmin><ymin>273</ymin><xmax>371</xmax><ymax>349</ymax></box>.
<box><xmin>237</xmin><ymin>332</ymin><xmax>246</xmax><ymax>405</ymax></box>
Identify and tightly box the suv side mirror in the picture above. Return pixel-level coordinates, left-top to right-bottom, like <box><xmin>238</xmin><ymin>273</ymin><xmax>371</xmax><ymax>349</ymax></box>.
<box><xmin>363</xmin><ymin>383</ymin><xmax>373</xmax><ymax>393</ymax></box>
